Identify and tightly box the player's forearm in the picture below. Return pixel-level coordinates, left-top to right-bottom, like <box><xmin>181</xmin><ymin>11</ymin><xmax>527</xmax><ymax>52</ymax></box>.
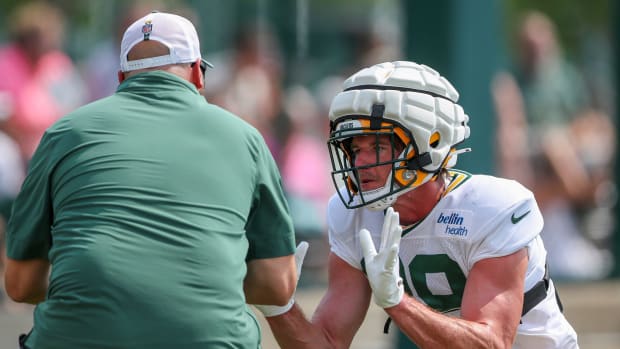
<box><xmin>266</xmin><ymin>303</ymin><xmax>337</xmax><ymax>349</ymax></box>
<box><xmin>387</xmin><ymin>295</ymin><xmax>507</xmax><ymax>349</ymax></box>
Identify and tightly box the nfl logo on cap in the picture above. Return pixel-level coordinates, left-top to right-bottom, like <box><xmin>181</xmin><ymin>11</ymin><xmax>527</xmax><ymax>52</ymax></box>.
<box><xmin>120</xmin><ymin>12</ymin><xmax>212</xmax><ymax>72</ymax></box>
<box><xmin>141</xmin><ymin>20</ymin><xmax>153</xmax><ymax>40</ymax></box>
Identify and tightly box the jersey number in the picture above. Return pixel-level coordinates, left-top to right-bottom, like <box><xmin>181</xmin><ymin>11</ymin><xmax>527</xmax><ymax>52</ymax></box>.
<box><xmin>400</xmin><ymin>254</ymin><xmax>467</xmax><ymax>312</ymax></box>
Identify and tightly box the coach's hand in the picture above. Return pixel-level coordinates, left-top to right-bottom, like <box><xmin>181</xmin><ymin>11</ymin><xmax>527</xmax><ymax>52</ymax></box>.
<box><xmin>253</xmin><ymin>241</ymin><xmax>309</xmax><ymax>317</ymax></box>
<box><xmin>360</xmin><ymin>207</ymin><xmax>404</xmax><ymax>309</ymax></box>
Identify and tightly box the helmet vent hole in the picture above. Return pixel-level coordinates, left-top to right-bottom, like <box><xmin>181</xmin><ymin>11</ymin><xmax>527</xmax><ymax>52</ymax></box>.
<box><xmin>430</xmin><ymin>132</ymin><xmax>441</xmax><ymax>148</ymax></box>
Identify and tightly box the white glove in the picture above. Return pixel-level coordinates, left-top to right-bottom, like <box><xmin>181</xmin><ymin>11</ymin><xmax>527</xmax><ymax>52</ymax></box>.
<box><xmin>359</xmin><ymin>207</ymin><xmax>404</xmax><ymax>308</ymax></box>
<box><xmin>253</xmin><ymin>241</ymin><xmax>309</xmax><ymax>317</ymax></box>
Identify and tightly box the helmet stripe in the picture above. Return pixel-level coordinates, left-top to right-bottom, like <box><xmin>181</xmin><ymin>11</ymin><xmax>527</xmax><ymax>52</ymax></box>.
<box><xmin>344</xmin><ymin>84</ymin><xmax>455</xmax><ymax>102</ymax></box>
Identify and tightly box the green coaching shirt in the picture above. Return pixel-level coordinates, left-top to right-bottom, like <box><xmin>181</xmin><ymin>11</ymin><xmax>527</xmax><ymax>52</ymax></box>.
<box><xmin>6</xmin><ymin>72</ymin><xmax>296</xmax><ymax>349</ymax></box>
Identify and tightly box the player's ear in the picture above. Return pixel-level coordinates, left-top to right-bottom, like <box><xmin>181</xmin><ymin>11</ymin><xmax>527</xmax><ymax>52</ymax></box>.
<box><xmin>191</xmin><ymin>59</ymin><xmax>204</xmax><ymax>89</ymax></box>
<box><xmin>118</xmin><ymin>71</ymin><xmax>125</xmax><ymax>83</ymax></box>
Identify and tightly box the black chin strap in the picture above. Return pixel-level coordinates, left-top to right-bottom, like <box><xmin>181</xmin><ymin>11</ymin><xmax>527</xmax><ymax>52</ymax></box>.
<box><xmin>383</xmin><ymin>317</ymin><xmax>392</xmax><ymax>334</ymax></box>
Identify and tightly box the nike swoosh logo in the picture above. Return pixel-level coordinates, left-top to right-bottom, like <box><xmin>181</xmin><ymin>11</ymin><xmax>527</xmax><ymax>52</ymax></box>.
<box><xmin>511</xmin><ymin>210</ymin><xmax>531</xmax><ymax>224</ymax></box>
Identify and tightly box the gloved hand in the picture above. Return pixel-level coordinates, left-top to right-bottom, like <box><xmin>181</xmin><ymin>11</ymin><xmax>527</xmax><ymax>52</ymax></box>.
<box><xmin>253</xmin><ymin>241</ymin><xmax>309</xmax><ymax>317</ymax></box>
<box><xmin>359</xmin><ymin>207</ymin><xmax>404</xmax><ymax>308</ymax></box>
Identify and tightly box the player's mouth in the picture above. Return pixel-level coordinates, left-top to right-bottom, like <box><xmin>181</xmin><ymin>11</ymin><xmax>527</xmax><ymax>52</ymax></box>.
<box><xmin>359</xmin><ymin>176</ymin><xmax>381</xmax><ymax>191</ymax></box>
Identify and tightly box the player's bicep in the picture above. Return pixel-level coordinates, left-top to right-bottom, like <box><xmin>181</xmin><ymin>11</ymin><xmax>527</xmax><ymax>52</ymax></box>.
<box><xmin>311</xmin><ymin>252</ymin><xmax>372</xmax><ymax>349</ymax></box>
<box><xmin>461</xmin><ymin>248</ymin><xmax>527</xmax><ymax>343</ymax></box>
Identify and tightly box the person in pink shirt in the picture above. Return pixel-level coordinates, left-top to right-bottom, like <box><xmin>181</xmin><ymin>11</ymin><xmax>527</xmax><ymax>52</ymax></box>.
<box><xmin>0</xmin><ymin>1</ymin><xmax>86</xmax><ymax>163</ymax></box>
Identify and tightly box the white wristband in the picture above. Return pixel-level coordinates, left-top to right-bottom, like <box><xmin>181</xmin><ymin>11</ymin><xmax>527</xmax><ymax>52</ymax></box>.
<box><xmin>254</xmin><ymin>298</ymin><xmax>295</xmax><ymax>317</ymax></box>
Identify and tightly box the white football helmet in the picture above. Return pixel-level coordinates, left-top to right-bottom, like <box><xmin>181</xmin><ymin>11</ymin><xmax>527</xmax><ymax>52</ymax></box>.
<box><xmin>327</xmin><ymin>61</ymin><xmax>471</xmax><ymax>210</ymax></box>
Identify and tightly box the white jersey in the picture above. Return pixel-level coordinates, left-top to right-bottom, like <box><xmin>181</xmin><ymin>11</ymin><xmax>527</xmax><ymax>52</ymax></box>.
<box><xmin>328</xmin><ymin>170</ymin><xmax>579</xmax><ymax>348</ymax></box>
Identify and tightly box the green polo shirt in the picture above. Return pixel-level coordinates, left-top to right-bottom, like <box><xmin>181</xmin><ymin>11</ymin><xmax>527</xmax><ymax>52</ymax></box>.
<box><xmin>7</xmin><ymin>71</ymin><xmax>295</xmax><ymax>349</ymax></box>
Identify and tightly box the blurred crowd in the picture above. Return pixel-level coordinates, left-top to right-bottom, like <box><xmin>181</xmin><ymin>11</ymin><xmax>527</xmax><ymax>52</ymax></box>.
<box><xmin>493</xmin><ymin>10</ymin><xmax>616</xmax><ymax>281</ymax></box>
<box><xmin>0</xmin><ymin>2</ymin><xmax>616</xmax><ymax>308</ymax></box>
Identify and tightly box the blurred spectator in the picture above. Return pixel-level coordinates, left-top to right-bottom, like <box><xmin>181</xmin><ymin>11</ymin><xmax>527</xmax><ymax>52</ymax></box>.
<box><xmin>279</xmin><ymin>85</ymin><xmax>332</xmax><ymax>283</ymax></box>
<box><xmin>0</xmin><ymin>130</ymin><xmax>25</xmax><ymax>308</ymax></box>
<box><xmin>492</xmin><ymin>10</ymin><xmax>614</xmax><ymax>281</ymax></box>
<box><xmin>210</xmin><ymin>21</ymin><xmax>285</xmax><ymax>162</ymax></box>
<box><xmin>351</xmin><ymin>25</ymin><xmax>402</xmax><ymax>76</ymax></box>
<box><xmin>0</xmin><ymin>131</ymin><xmax>24</xmax><ymax>207</ymax></box>
<box><xmin>280</xmin><ymin>85</ymin><xmax>332</xmax><ymax>238</ymax></box>
<box><xmin>0</xmin><ymin>1</ymin><xmax>87</xmax><ymax>163</ymax></box>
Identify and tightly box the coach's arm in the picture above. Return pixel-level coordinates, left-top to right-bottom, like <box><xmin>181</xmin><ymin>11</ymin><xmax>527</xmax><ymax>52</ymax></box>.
<box><xmin>5</xmin><ymin>257</ymin><xmax>49</xmax><ymax>304</ymax></box>
<box><xmin>244</xmin><ymin>254</ymin><xmax>297</xmax><ymax>306</ymax></box>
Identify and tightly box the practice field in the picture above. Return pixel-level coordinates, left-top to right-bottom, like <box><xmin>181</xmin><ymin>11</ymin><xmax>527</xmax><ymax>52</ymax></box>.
<box><xmin>254</xmin><ymin>280</ymin><xmax>620</xmax><ymax>349</ymax></box>
<box><xmin>1</xmin><ymin>280</ymin><xmax>618</xmax><ymax>349</ymax></box>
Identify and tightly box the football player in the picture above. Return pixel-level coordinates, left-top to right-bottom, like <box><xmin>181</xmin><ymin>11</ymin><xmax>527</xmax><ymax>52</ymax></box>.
<box><xmin>254</xmin><ymin>61</ymin><xmax>579</xmax><ymax>349</ymax></box>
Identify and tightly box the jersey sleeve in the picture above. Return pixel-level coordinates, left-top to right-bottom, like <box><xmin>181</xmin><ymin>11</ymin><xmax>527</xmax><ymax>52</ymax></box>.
<box><xmin>5</xmin><ymin>129</ymin><xmax>58</xmax><ymax>260</ymax></box>
<box><xmin>468</xmin><ymin>179</ymin><xmax>544</xmax><ymax>266</ymax></box>
<box><xmin>326</xmin><ymin>190</ymin><xmax>363</xmax><ymax>270</ymax></box>
<box><xmin>245</xmin><ymin>132</ymin><xmax>296</xmax><ymax>260</ymax></box>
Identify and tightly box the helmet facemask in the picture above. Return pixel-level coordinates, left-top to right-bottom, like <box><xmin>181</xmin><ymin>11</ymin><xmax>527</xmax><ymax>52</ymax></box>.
<box><xmin>326</xmin><ymin>61</ymin><xmax>471</xmax><ymax>210</ymax></box>
<box><xmin>328</xmin><ymin>108</ymin><xmax>437</xmax><ymax>210</ymax></box>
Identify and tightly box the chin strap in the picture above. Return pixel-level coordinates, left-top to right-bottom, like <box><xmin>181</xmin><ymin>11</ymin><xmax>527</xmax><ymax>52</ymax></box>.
<box><xmin>383</xmin><ymin>317</ymin><xmax>392</xmax><ymax>334</ymax></box>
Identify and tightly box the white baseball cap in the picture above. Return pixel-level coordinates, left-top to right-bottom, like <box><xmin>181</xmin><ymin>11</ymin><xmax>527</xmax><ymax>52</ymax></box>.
<box><xmin>119</xmin><ymin>11</ymin><xmax>213</xmax><ymax>72</ymax></box>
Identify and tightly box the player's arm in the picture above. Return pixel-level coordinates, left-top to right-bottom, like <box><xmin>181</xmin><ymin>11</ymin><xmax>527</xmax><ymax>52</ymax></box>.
<box><xmin>387</xmin><ymin>248</ymin><xmax>528</xmax><ymax>349</ymax></box>
<box><xmin>265</xmin><ymin>252</ymin><xmax>372</xmax><ymax>349</ymax></box>
<box><xmin>245</xmin><ymin>254</ymin><xmax>297</xmax><ymax>306</ymax></box>
<box><xmin>4</xmin><ymin>257</ymin><xmax>50</xmax><ymax>304</ymax></box>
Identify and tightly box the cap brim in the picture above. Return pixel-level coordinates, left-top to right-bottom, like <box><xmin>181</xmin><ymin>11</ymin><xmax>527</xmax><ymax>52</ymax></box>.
<box><xmin>200</xmin><ymin>58</ymin><xmax>214</xmax><ymax>70</ymax></box>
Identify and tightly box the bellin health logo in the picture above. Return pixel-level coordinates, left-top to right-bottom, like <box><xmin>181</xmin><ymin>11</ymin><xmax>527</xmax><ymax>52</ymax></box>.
<box><xmin>437</xmin><ymin>212</ymin><xmax>468</xmax><ymax>236</ymax></box>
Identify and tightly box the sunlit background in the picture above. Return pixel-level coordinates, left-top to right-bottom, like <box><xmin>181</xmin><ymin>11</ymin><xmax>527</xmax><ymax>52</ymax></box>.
<box><xmin>0</xmin><ymin>0</ymin><xmax>617</xmax><ymax>348</ymax></box>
